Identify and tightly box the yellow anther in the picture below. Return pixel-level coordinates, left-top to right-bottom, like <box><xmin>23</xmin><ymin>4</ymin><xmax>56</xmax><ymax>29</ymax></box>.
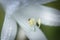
<box><xmin>37</xmin><ymin>18</ymin><xmax>41</xmax><ymax>27</ymax></box>
<box><xmin>28</xmin><ymin>18</ymin><xmax>35</xmax><ymax>26</ymax></box>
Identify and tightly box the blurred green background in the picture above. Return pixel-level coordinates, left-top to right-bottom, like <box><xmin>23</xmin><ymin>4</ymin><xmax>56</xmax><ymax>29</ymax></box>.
<box><xmin>43</xmin><ymin>0</ymin><xmax>60</xmax><ymax>10</ymax></box>
<box><xmin>40</xmin><ymin>24</ymin><xmax>60</xmax><ymax>40</ymax></box>
<box><xmin>0</xmin><ymin>4</ymin><xmax>5</xmax><ymax>34</ymax></box>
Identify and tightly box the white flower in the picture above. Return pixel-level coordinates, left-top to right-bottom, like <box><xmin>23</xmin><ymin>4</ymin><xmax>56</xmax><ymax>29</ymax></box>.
<box><xmin>0</xmin><ymin>0</ymin><xmax>53</xmax><ymax>40</ymax></box>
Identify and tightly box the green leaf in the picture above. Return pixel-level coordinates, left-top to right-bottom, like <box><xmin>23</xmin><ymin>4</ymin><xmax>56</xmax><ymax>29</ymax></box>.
<box><xmin>0</xmin><ymin>4</ymin><xmax>5</xmax><ymax>34</ymax></box>
<box><xmin>43</xmin><ymin>1</ymin><xmax>60</xmax><ymax>10</ymax></box>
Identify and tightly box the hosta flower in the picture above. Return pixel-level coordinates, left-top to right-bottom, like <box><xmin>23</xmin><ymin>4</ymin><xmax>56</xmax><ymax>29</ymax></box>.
<box><xmin>0</xmin><ymin>0</ymin><xmax>56</xmax><ymax>40</ymax></box>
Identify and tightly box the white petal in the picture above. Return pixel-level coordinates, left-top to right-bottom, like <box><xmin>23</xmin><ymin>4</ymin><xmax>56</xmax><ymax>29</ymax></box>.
<box><xmin>12</xmin><ymin>4</ymin><xmax>47</xmax><ymax>40</ymax></box>
<box><xmin>1</xmin><ymin>15</ymin><xmax>17</xmax><ymax>40</ymax></box>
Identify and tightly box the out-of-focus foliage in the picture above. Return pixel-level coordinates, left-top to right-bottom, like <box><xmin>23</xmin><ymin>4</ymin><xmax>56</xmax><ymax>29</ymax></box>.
<box><xmin>43</xmin><ymin>0</ymin><xmax>60</xmax><ymax>10</ymax></box>
<box><xmin>0</xmin><ymin>4</ymin><xmax>5</xmax><ymax>33</ymax></box>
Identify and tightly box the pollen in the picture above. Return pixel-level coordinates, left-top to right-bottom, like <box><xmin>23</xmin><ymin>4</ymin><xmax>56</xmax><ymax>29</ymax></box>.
<box><xmin>28</xmin><ymin>18</ymin><xmax>35</xmax><ymax>26</ymax></box>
